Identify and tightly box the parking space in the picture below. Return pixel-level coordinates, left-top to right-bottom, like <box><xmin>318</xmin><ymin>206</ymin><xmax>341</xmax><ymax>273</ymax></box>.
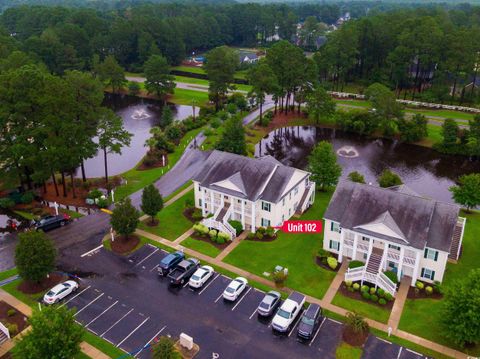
<box><xmin>362</xmin><ymin>335</ymin><xmax>426</xmax><ymax>359</ymax></box>
<box><xmin>87</xmin><ymin>302</ymin><xmax>132</xmax><ymax>336</ymax></box>
<box><xmin>312</xmin><ymin>318</ymin><xmax>343</xmax><ymax>358</ymax></box>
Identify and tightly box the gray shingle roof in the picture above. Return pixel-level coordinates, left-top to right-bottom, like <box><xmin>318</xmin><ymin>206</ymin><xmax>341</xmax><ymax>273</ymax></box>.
<box><xmin>192</xmin><ymin>150</ymin><xmax>308</xmax><ymax>203</ymax></box>
<box><xmin>324</xmin><ymin>181</ymin><xmax>460</xmax><ymax>252</ymax></box>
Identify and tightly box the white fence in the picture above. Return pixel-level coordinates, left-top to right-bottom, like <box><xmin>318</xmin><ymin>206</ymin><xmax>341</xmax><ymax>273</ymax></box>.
<box><xmin>344</xmin><ymin>265</ymin><xmax>396</xmax><ymax>297</ymax></box>
<box><xmin>0</xmin><ymin>321</ymin><xmax>10</xmax><ymax>340</ymax></box>
<box><xmin>201</xmin><ymin>218</ymin><xmax>236</xmax><ymax>240</ymax></box>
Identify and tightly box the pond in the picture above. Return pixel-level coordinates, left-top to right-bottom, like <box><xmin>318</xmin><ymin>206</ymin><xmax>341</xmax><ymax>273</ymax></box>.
<box><xmin>79</xmin><ymin>94</ymin><xmax>194</xmax><ymax>178</ymax></box>
<box><xmin>255</xmin><ymin>126</ymin><xmax>480</xmax><ymax>204</ymax></box>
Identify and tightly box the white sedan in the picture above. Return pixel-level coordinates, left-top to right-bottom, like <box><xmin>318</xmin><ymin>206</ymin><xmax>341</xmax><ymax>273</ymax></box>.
<box><xmin>223</xmin><ymin>277</ymin><xmax>248</xmax><ymax>301</ymax></box>
<box><xmin>43</xmin><ymin>280</ymin><xmax>79</xmax><ymax>305</ymax></box>
<box><xmin>189</xmin><ymin>265</ymin><xmax>214</xmax><ymax>289</ymax></box>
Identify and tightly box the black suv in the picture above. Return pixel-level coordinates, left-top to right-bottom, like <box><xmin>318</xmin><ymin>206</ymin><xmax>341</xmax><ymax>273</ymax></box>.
<box><xmin>297</xmin><ymin>303</ymin><xmax>322</xmax><ymax>341</ymax></box>
<box><xmin>157</xmin><ymin>251</ymin><xmax>185</xmax><ymax>276</ymax></box>
<box><xmin>33</xmin><ymin>214</ymin><xmax>71</xmax><ymax>232</ymax></box>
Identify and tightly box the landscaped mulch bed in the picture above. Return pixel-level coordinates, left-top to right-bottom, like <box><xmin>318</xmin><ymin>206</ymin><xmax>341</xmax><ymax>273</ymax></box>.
<box><xmin>183</xmin><ymin>207</ymin><xmax>202</xmax><ymax>223</ymax></box>
<box><xmin>315</xmin><ymin>254</ymin><xmax>341</xmax><ymax>272</ymax></box>
<box><xmin>245</xmin><ymin>234</ymin><xmax>277</xmax><ymax>242</ymax></box>
<box><xmin>338</xmin><ymin>284</ymin><xmax>395</xmax><ymax>310</ymax></box>
<box><xmin>17</xmin><ymin>272</ymin><xmax>66</xmax><ymax>294</ymax></box>
<box><xmin>137</xmin><ymin>153</ymin><xmax>169</xmax><ymax>171</ymax></box>
<box><xmin>407</xmin><ymin>286</ymin><xmax>443</xmax><ymax>300</ymax></box>
<box><xmin>190</xmin><ymin>233</ymin><xmax>231</xmax><ymax>250</ymax></box>
<box><xmin>0</xmin><ymin>300</ymin><xmax>28</xmax><ymax>335</ymax></box>
<box><xmin>342</xmin><ymin>326</ymin><xmax>369</xmax><ymax>347</ymax></box>
<box><xmin>110</xmin><ymin>235</ymin><xmax>141</xmax><ymax>255</ymax></box>
<box><xmin>144</xmin><ymin>218</ymin><xmax>160</xmax><ymax>227</ymax></box>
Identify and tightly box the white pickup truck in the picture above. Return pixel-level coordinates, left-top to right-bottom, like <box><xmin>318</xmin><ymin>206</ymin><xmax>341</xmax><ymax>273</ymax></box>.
<box><xmin>271</xmin><ymin>291</ymin><xmax>305</xmax><ymax>333</ymax></box>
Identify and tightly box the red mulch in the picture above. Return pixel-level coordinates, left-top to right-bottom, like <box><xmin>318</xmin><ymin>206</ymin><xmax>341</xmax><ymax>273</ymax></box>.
<box><xmin>342</xmin><ymin>326</ymin><xmax>369</xmax><ymax>347</ymax></box>
<box><xmin>190</xmin><ymin>233</ymin><xmax>231</xmax><ymax>250</ymax></box>
<box><xmin>338</xmin><ymin>284</ymin><xmax>395</xmax><ymax>310</ymax></box>
<box><xmin>0</xmin><ymin>352</ymin><xmax>12</xmax><ymax>359</ymax></box>
<box><xmin>41</xmin><ymin>182</ymin><xmax>91</xmax><ymax>208</ymax></box>
<box><xmin>144</xmin><ymin>218</ymin><xmax>160</xmax><ymax>227</ymax></box>
<box><xmin>0</xmin><ymin>301</ymin><xmax>28</xmax><ymax>336</ymax></box>
<box><xmin>407</xmin><ymin>286</ymin><xmax>443</xmax><ymax>300</ymax></box>
<box><xmin>183</xmin><ymin>208</ymin><xmax>202</xmax><ymax>223</ymax></box>
<box><xmin>17</xmin><ymin>272</ymin><xmax>66</xmax><ymax>295</ymax></box>
<box><xmin>109</xmin><ymin>235</ymin><xmax>141</xmax><ymax>255</ymax></box>
<box><xmin>315</xmin><ymin>256</ymin><xmax>341</xmax><ymax>273</ymax></box>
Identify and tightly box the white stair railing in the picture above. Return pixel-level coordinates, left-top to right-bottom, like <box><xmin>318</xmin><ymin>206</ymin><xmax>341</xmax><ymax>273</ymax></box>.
<box><xmin>377</xmin><ymin>272</ymin><xmax>397</xmax><ymax>297</ymax></box>
<box><xmin>0</xmin><ymin>322</ymin><xmax>10</xmax><ymax>339</ymax></box>
<box><xmin>201</xmin><ymin>218</ymin><xmax>235</xmax><ymax>241</ymax></box>
<box><xmin>345</xmin><ymin>266</ymin><xmax>365</xmax><ymax>282</ymax></box>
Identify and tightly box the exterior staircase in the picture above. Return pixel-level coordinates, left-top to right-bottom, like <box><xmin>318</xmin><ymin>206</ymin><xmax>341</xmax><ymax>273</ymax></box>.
<box><xmin>0</xmin><ymin>327</ymin><xmax>9</xmax><ymax>345</ymax></box>
<box><xmin>295</xmin><ymin>184</ymin><xmax>313</xmax><ymax>215</ymax></box>
<box><xmin>366</xmin><ymin>247</ymin><xmax>383</xmax><ymax>274</ymax></box>
<box><xmin>216</xmin><ymin>202</ymin><xmax>231</xmax><ymax>223</ymax></box>
<box><xmin>449</xmin><ymin>218</ymin><xmax>465</xmax><ymax>261</ymax></box>
<box><xmin>202</xmin><ymin>202</ymin><xmax>236</xmax><ymax>240</ymax></box>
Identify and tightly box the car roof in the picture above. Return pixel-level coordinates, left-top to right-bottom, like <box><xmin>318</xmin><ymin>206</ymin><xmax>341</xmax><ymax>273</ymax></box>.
<box><xmin>50</xmin><ymin>282</ymin><xmax>68</xmax><ymax>293</ymax></box>
<box><xmin>305</xmin><ymin>303</ymin><xmax>321</xmax><ymax>317</ymax></box>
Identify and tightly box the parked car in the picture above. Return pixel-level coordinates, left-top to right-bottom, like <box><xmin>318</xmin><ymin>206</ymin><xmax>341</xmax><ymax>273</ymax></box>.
<box><xmin>297</xmin><ymin>303</ymin><xmax>322</xmax><ymax>341</ymax></box>
<box><xmin>223</xmin><ymin>277</ymin><xmax>248</xmax><ymax>301</ymax></box>
<box><xmin>257</xmin><ymin>291</ymin><xmax>281</xmax><ymax>317</ymax></box>
<box><xmin>157</xmin><ymin>251</ymin><xmax>185</xmax><ymax>276</ymax></box>
<box><xmin>33</xmin><ymin>214</ymin><xmax>71</xmax><ymax>232</ymax></box>
<box><xmin>271</xmin><ymin>291</ymin><xmax>305</xmax><ymax>333</ymax></box>
<box><xmin>43</xmin><ymin>280</ymin><xmax>79</xmax><ymax>304</ymax></box>
<box><xmin>189</xmin><ymin>265</ymin><xmax>214</xmax><ymax>289</ymax></box>
<box><xmin>167</xmin><ymin>258</ymin><xmax>200</xmax><ymax>286</ymax></box>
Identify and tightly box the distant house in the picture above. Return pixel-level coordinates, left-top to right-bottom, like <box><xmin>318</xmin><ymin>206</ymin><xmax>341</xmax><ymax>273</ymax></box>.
<box><xmin>315</xmin><ymin>36</ymin><xmax>327</xmax><ymax>49</ymax></box>
<box><xmin>192</xmin><ymin>151</ymin><xmax>315</xmax><ymax>240</ymax></box>
<box><xmin>239</xmin><ymin>52</ymin><xmax>259</xmax><ymax>65</ymax></box>
<box><xmin>323</xmin><ymin>181</ymin><xmax>465</xmax><ymax>297</ymax></box>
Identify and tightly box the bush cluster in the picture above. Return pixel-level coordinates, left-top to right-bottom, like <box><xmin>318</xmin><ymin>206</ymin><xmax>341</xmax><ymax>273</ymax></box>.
<box><xmin>414</xmin><ymin>280</ymin><xmax>438</xmax><ymax>296</ymax></box>
<box><xmin>228</xmin><ymin>220</ymin><xmax>243</xmax><ymax>234</ymax></box>
<box><xmin>354</xmin><ymin>283</ymin><xmax>394</xmax><ymax>305</ymax></box>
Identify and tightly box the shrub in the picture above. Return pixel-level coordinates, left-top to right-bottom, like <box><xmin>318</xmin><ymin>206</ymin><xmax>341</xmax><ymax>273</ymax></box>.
<box><xmin>378</xmin><ymin>298</ymin><xmax>387</xmax><ymax>305</ymax></box>
<box><xmin>87</xmin><ymin>189</ymin><xmax>103</xmax><ymax>199</ymax></box>
<box><xmin>348</xmin><ymin>260</ymin><xmax>364</xmax><ymax>269</ymax></box>
<box><xmin>370</xmin><ymin>294</ymin><xmax>379</xmax><ymax>302</ymax></box>
<box><xmin>318</xmin><ymin>248</ymin><xmax>329</xmax><ymax>258</ymax></box>
<box><xmin>6</xmin><ymin>323</ymin><xmax>18</xmax><ymax>336</ymax></box>
<box><xmin>256</xmin><ymin>227</ymin><xmax>266</xmax><ymax>234</ymax></box>
<box><xmin>327</xmin><ymin>257</ymin><xmax>338</xmax><ymax>270</ymax></box>
<box><xmin>209</xmin><ymin>230</ymin><xmax>217</xmax><ymax>239</ymax></box>
<box><xmin>191</xmin><ymin>209</ymin><xmax>203</xmax><ymax>221</ymax></box>
<box><xmin>345</xmin><ymin>280</ymin><xmax>353</xmax><ymax>287</ymax></box>
<box><xmin>369</xmin><ymin>287</ymin><xmax>376</xmax><ymax>295</ymax></box>
<box><xmin>7</xmin><ymin>309</ymin><xmax>16</xmax><ymax>317</ymax></box>
<box><xmin>383</xmin><ymin>270</ymin><xmax>398</xmax><ymax>284</ymax></box>
<box><xmin>228</xmin><ymin>220</ymin><xmax>243</xmax><ymax>234</ymax></box>
<box><xmin>217</xmin><ymin>232</ymin><xmax>230</xmax><ymax>242</ymax></box>
<box><xmin>377</xmin><ymin>288</ymin><xmax>385</xmax><ymax>297</ymax></box>
<box><xmin>0</xmin><ymin>198</ymin><xmax>15</xmax><ymax>209</ymax></box>
<box><xmin>384</xmin><ymin>293</ymin><xmax>394</xmax><ymax>301</ymax></box>
<box><xmin>272</xmin><ymin>270</ymin><xmax>288</xmax><ymax>285</ymax></box>
<box><xmin>347</xmin><ymin>287</ymin><xmax>355</xmax><ymax>292</ymax></box>
<box><xmin>353</xmin><ymin>283</ymin><xmax>360</xmax><ymax>291</ymax></box>
<box><xmin>433</xmin><ymin>281</ymin><xmax>443</xmax><ymax>294</ymax></box>
<box><xmin>216</xmin><ymin>236</ymin><xmax>226</xmax><ymax>244</ymax></box>
<box><xmin>193</xmin><ymin>223</ymin><xmax>209</xmax><ymax>235</ymax></box>
<box><xmin>20</xmin><ymin>192</ymin><xmax>35</xmax><ymax>204</ymax></box>
<box><xmin>425</xmin><ymin>286</ymin><xmax>433</xmax><ymax>295</ymax></box>
<box><xmin>247</xmin><ymin>233</ymin><xmax>255</xmax><ymax>240</ymax></box>
<box><xmin>184</xmin><ymin>198</ymin><xmax>194</xmax><ymax>209</ymax></box>
<box><xmin>265</xmin><ymin>226</ymin><xmax>275</xmax><ymax>237</ymax></box>
<box><xmin>128</xmin><ymin>82</ymin><xmax>141</xmax><ymax>95</ymax></box>
<box><xmin>362</xmin><ymin>292</ymin><xmax>371</xmax><ymax>300</ymax></box>
<box><xmin>96</xmin><ymin>198</ymin><xmax>109</xmax><ymax>208</ymax></box>
<box><xmin>361</xmin><ymin>285</ymin><xmax>369</xmax><ymax>292</ymax></box>
<box><xmin>415</xmin><ymin>281</ymin><xmax>424</xmax><ymax>290</ymax></box>
<box><xmin>256</xmin><ymin>232</ymin><xmax>264</xmax><ymax>240</ymax></box>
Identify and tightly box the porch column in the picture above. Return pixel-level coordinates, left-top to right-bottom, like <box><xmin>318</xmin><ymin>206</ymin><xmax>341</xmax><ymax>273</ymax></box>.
<box><xmin>201</xmin><ymin>189</ymin><xmax>206</xmax><ymax>217</ymax></box>
<box><xmin>411</xmin><ymin>250</ymin><xmax>421</xmax><ymax>286</ymax></box>
<box><xmin>210</xmin><ymin>189</ymin><xmax>214</xmax><ymax>215</ymax></box>
<box><xmin>382</xmin><ymin>241</ymin><xmax>388</xmax><ymax>271</ymax></box>
<box><xmin>251</xmin><ymin>201</ymin><xmax>256</xmax><ymax>233</ymax></box>
<box><xmin>338</xmin><ymin>230</ymin><xmax>345</xmax><ymax>263</ymax></box>
<box><xmin>398</xmin><ymin>246</ymin><xmax>405</xmax><ymax>282</ymax></box>
<box><xmin>241</xmin><ymin>200</ymin><xmax>245</xmax><ymax>230</ymax></box>
<box><xmin>352</xmin><ymin>233</ymin><xmax>358</xmax><ymax>261</ymax></box>
<box><xmin>368</xmin><ymin>237</ymin><xmax>373</xmax><ymax>256</ymax></box>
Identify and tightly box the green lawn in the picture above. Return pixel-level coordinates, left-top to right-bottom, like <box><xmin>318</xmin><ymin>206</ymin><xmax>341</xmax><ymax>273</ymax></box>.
<box><xmin>173</xmin><ymin>65</ymin><xmax>206</xmax><ymax>75</ymax></box>
<box><xmin>331</xmin><ymin>292</ymin><xmax>391</xmax><ymax>324</ymax></box>
<box><xmin>408</xmin><ymin>108</ymin><xmax>475</xmax><ymax>121</ymax></box>
<box><xmin>335</xmin><ymin>342</ymin><xmax>363</xmax><ymax>359</ymax></box>
<box><xmin>223</xmin><ymin>191</ymin><xmax>336</xmax><ymax>299</ymax></box>
<box><xmin>170</xmin><ymin>88</ymin><xmax>209</xmax><ymax>106</ymax></box>
<box><xmin>335</xmin><ymin>99</ymin><xmax>371</xmax><ymax>108</ymax></box>
<box><xmin>181</xmin><ymin>237</ymin><xmax>221</xmax><ymax>258</ymax></box>
<box><xmin>399</xmin><ymin>209</ymin><xmax>480</xmax><ymax>356</ymax></box>
<box><xmin>138</xmin><ymin>190</ymin><xmax>194</xmax><ymax>241</ymax></box>
<box><xmin>0</xmin><ymin>268</ymin><xmax>18</xmax><ymax>282</ymax></box>
<box><xmin>174</xmin><ymin>76</ymin><xmax>252</xmax><ymax>93</ymax></box>
<box><xmin>114</xmin><ymin>127</ymin><xmax>203</xmax><ymax>200</ymax></box>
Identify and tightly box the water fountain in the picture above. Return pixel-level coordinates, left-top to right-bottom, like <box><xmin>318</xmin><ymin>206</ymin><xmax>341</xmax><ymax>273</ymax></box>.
<box><xmin>131</xmin><ymin>109</ymin><xmax>151</xmax><ymax>120</ymax></box>
<box><xmin>336</xmin><ymin>145</ymin><xmax>360</xmax><ymax>158</ymax></box>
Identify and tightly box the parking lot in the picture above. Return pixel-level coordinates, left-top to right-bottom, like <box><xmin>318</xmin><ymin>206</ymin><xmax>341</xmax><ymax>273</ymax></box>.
<box><xmin>62</xmin><ymin>244</ymin><xmax>428</xmax><ymax>359</ymax></box>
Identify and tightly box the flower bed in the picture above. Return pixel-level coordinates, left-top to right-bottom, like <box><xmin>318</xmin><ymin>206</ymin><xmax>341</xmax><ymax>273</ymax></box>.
<box><xmin>246</xmin><ymin>226</ymin><xmax>277</xmax><ymax>242</ymax></box>
<box><xmin>17</xmin><ymin>272</ymin><xmax>67</xmax><ymax>295</ymax></box>
<box><xmin>0</xmin><ymin>301</ymin><xmax>28</xmax><ymax>337</ymax></box>
<box><xmin>407</xmin><ymin>280</ymin><xmax>443</xmax><ymax>300</ymax></box>
<box><xmin>316</xmin><ymin>249</ymin><xmax>340</xmax><ymax>272</ymax></box>
<box><xmin>339</xmin><ymin>281</ymin><xmax>395</xmax><ymax>310</ymax></box>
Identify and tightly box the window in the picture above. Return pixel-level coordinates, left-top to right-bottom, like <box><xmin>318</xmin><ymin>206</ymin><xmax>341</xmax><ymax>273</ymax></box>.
<box><xmin>294</xmin><ymin>186</ymin><xmax>299</xmax><ymax>195</ymax></box>
<box><xmin>198</xmin><ymin>199</ymin><xmax>202</xmax><ymax>207</ymax></box>
<box><xmin>261</xmin><ymin>218</ymin><xmax>271</xmax><ymax>227</ymax></box>
<box><xmin>363</xmin><ymin>253</ymin><xmax>368</xmax><ymax>260</ymax></box>
<box><xmin>330</xmin><ymin>222</ymin><xmax>341</xmax><ymax>233</ymax></box>
<box><xmin>362</xmin><ymin>236</ymin><xmax>370</xmax><ymax>242</ymax></box>
<box><xmin>424</xmin><ymin>248</ymin><xmax>438</xmax><ymax>261</ymax></box>
<box><xmin>282</xmin><ymin>198</ymin><xmax>285</xmax><ymax>206</ymax></box>
<box><xmin>261</xmin><ymin>201</ymin><xmax>271</xmax><ymax>212</ymax></box>
<box><xmin>294</xmin><ymin>202</ymin><xmax>298</xmax><ymax>210</ymax></box>
<box><xmin>237</xmin><ymin>199</ymin><xmax>241</xmax><ymax>203</ymax></box>
<box><xmin>421</xmin><ymin>268</ymin><xmax>435</xmax><ymax>280</ymax></box>
<box><xmin>198</xmin><ymin>185</ymin><xmax>201</xmax><ymax>192</ymax></box>
<box><xmin>388</xmin><ymin>244</ymin><xmax>401</xmax><ymax>251</ymax></box>
<box><xmin>388</xmin><ymin>261</ymin><xmax>397</xmax><ymax>269</ymax></box>
<box><xmin>329</xmin><ymin>240</ymin><xmax>340</xmax><ymax>251</ymax></box>
<box><xmin>281</xmin><ymin>215</ymin><xmax>285</xmax><ymax>222</ymax></box>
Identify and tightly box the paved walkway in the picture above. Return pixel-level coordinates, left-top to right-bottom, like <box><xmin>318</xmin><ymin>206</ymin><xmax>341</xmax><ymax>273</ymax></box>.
<box><xmin>0</xmin><ymin>289</ymin><xmax>109</xmax><ymax>359</ymax></box>
<box><xmin>136</xmin><ymin>227</ymin><xmax>468</xmax><ymax>359</ymax></box>
<box><xmin>215</xmin><ymin>231</ymin><xmax>248</xmax><ymax>261</ymax></box>
<box><xmin>387</xmin><ymin>277</ymin><xmax>411</xmax><ymax>330</ymax></box>
<box><xmin>322</xmin><ymin>261</ymin><xmax>348</xmax><ymax>304</ymax></box>
<box><xmin>174</xmin><ymin>228</ymin><xmax>194</xmax><ymax>245</ymax></box>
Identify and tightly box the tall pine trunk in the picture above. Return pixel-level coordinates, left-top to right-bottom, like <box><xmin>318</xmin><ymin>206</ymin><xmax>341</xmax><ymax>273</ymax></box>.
<box><xmin>470</xmin><ymin>66</ymin><xmax>478</xmax><ymax>100</ymax></box>
<box><xmin>103</xmin><ymin>147</ymin><xmax>109</xmax><ymax>187</ymax></box>
<box><xmin>70</xmin><ymin>171</ymin><xmax>76</xmax><ymax>198</ymax></box>
<box><xmin>51</xmin><ymin>171</ymin><xmax>59</xmax><ymax>197</ymax></box>
<box><xmin>81</xmin><ymin>161</ymin><xmax>87</xmax><ymax>182</ymax></box>
<box><xmin>61</xmin><ymin>172</ymin><xmax>67</xmax><ymax>197</ymax></box>
<box><xmin>259</xmin><ymin>102</ymin><xmax>263</xmax><ymax>123</ymax></box>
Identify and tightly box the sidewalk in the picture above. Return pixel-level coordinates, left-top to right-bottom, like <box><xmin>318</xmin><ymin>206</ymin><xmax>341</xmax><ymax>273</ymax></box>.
<box><xmin>215</xmin><ymin>231</ymin><xmax>248</xmax><ymax>261</ymax></box>
<box><xmin>322</xmin><ymin>261</ymin><xmax>348</xmax><ymax>304</ymax></box>
<box><xmin>0</xmin><ymin>288</ymin><xmax>109</xmax><ymax>359</ymax></box>
<box><xmin>388</xmin><ymin>277</ymin><xmax>410</xmax><ymax>330</ymax></box>
<box><xmin>138</xmin><ymin>227</ymin><xmax>469</xmax><ymax>359</ymax></box>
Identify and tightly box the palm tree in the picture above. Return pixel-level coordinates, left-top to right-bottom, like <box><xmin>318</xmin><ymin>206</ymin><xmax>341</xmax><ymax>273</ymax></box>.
<box><xmin>345</xmin><ymin>311</ymin><xmax>369</xmax><ymax>334</ymax></box>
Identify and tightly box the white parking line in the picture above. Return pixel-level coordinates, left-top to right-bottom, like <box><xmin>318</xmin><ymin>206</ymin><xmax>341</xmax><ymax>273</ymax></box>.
<box><xmin>85</xmin><ymin>300</ymin><xmax>118</xmax><ymax>327</ymax></box>
<box><xmin>232</xmin><ymin>287</ymin><xmax>252</xmax><ymax>311</ymax></box>
<box><xmin>150</xmin><ymin>264</ymin><xmax>159</xmax><ymax>272</ymax></box>
<box><xmin>406</xmin><ymin>348</ymin><xmax>423</xmax><ymax>357</ymax></box>
<box><xmin>397</xmin><ymin>347</ymin><xmax>403</xmax><ymax>359</ymax></box>
<box><xmin>214</xmin><ymin>292</ymin><xmax>224</xmax><ymax>303</ymax></box>
<box><xmin>75</xmin><ymin>293</ymin><xmax>104</xmax><ymax>316</ymax></box>
<box><xmin>135</xmin><ymin>248</ymin><xmax>159</xmax><ymax>267</ymax></box>
<box><xmin>58</xmin><ymin>286</ymin><xmax>91</xmax><ymax>308</ymax></box>
<box><xmin>183</xmin><ymin>281</ymin><xmax>189</xmax><ymax>288</ymax></box>
<box><xmin>309</xmin><ymin>317</ymin><xmax>326</xmax><ymax>346</ymax></box>
<box><xmin>80</xmin><ymin>245</ymin><xmax>103</xmax><ymax>257</ymax></box>
<box><xmin>100</xmin><ymin>308</ymin><xmax>134</xmax><ymax>337</ymax></box>
<box><xmin>134</xmin><ymin>325</ymin><xmax>166</xmax><ymax>358</ymax></box>
<box><xmin>377</xmin><ymin>337</ymin><xmax>392</xmax><ymax>345</ymax></box>
<box><xmin>288</xmin><ymin>313</ymin><xmax>303</xmax><ymax>337</ymax></box>
<box><xmin>327</xmin><ymin>318</ymin><xmax>342</xmax><ymax>325</ymax></box>
<box><xmin>248</xmin><ymin>307</ymin><xmax>258</xmax><ymax>319</ymax></box>
<box><xmin>198</xmin><ymin>273</ymin><xmax>220</xmax><ymax>296</ymax></box>
<box><xmin>116</xmin><ymin>317</ymin><xmax>150</xmax><ymax>347</ymax></box>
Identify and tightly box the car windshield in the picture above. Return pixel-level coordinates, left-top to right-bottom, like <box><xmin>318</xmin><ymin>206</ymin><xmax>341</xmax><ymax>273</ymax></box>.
<box><xmin>259</xmin><ymin>302</ymin><xmax>270</xmax><ymax>309</ymax></box>
<box><xmin>161</xmin><ymin>254</ymin><xmax>174</xmax><ymax>265</ymax></box>
<box><xmin>63</xmin><ymin>283</ymin><xmax>71</xmax><ymax>288</ymax></box>
<box><xmin>191</xmin><ymin>275</ymin><xmax>200</xmax><ymax>281</ymax></box>
<box><xmin>46</xmin><ymin>290</ymin><xmax>55</xmax><ymax>296</ymax></box>
<box><xmin>277</xmin><ymin>308</ymin><xmax>290</xmax><ymax>319</ymax></box>
<box><xmin>301</xmin><ymin>316</ymin><xmax>315</xmax><ymax>326</ymax></box>
<box><xmin>225</xmin><ymin>287</ymin><xmax>235</xmax><ymax>293</ymax></box>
